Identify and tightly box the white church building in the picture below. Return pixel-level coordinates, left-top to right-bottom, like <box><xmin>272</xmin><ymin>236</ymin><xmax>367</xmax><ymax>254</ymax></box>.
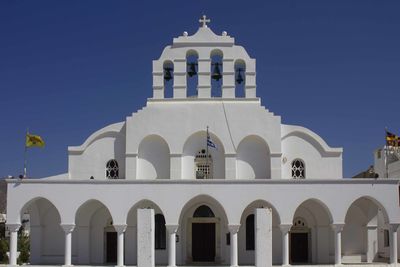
<box><xmin>6</xmin><ymin>17</ymin><xmax>400</xmax><ymax>267</ymax></box>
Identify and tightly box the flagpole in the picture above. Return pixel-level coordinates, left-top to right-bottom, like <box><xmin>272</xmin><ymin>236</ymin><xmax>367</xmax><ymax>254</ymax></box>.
<box><xmin>206</xmin><ymin>126</ymin><xmax>209</xmax><ymax>179</ymax></box>
<box><xmin>23</xmin><ymin>127</ymin><xmax>28</xmax><ymax>178</ymax></box>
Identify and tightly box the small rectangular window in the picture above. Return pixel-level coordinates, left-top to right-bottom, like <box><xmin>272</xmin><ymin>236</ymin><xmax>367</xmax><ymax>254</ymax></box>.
<box><xmin>377</xmin><ymin>149</ymin><xmax>382</xmax><ymax>159</ymax></box>
<box><xmin>384</xmin><ymin>229</ymin><xmax>390</xmax><ymax>247</ymax></box>
<box><xmin>226</xmin><ymin>233</ymin><xmax>230</xmax><ymax>245</ymax></box>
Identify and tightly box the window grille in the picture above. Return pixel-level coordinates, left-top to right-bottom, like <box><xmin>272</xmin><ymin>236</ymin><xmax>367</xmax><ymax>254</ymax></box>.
<box><xmin>106</xmin><ymin>159</ymin><xmax>119</xmax><ymax>179</ymax></box>
<box><xmin>291</xmin><ymin>159</ymin><xmax>305</xmax><ymax>179</ymax></box>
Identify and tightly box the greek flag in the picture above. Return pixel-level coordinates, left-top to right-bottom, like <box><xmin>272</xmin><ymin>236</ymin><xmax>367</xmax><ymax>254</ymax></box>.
<box><xmin>207</xmin><ymin>133</ymin><xmax>217</xmax><ymax>149</ymax></box>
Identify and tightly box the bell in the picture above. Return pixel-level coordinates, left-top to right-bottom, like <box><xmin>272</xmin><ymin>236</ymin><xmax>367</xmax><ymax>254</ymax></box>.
<box><xmin>236</xmin><ymin>69</ymin><xmax>244</xmax><ymax>84</ymax></box>
<box><xmin>211</xmin><ymin>63</ymin><xmax>222</xmax><ymax>81</ymax></box>
<box><xmin>187</xmin><ymin>62</ymin><xmax>197</xmax><ymax>77</ymax></box>
<box><xmin>164</xmin><ymin>67</ymin><xmax>173</xmax><ymax>81</ymax></box>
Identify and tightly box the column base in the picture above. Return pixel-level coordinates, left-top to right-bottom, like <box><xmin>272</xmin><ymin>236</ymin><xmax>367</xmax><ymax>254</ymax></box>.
<box><xmin>62</xmin><ymin>265</ymin><xmax>74</xmax><ymax>267</ymax></box>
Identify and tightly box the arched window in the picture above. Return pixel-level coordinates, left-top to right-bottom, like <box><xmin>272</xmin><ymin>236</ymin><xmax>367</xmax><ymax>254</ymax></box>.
<box><xmin>193</xmin><ymin>205</ymin><xmax>215</xmax><ymax>217</ymax></box>
<box><xmin>155</xmin><ymin>214</ymin><xmax>166</xmax><ymax>249</ymax></box>
<box><xmin>291</xmin><ymin>159</ymin><xmax>305</xmax><ymax>179</ymax></box>
<box><xmin>106</xmin><ymin>159</ymin><xmax>119</xmax><ymax>179</ymax></box>
<box><xmin>195</xmin><ymin>149</ymin><xmax>213</xmax><ymax>179</ymax></box>
<box><xmin>246</xmin><ymin>214</ymin><xmax>255</xmax><ymax>250</ymax></box>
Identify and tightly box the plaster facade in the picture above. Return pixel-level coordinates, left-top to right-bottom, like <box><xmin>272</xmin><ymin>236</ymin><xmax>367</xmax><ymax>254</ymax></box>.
<box><xmin>6</xmin><ymin>17</ymin><xmax>400</xmax><ymax>267</ymax></box>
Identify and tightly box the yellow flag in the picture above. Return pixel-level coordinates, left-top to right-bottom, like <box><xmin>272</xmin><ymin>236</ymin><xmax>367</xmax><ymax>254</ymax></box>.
<box><xmin>26</xmin><ymin>134</ymin><xmax>45</xmax><ymax>148</ymax></box>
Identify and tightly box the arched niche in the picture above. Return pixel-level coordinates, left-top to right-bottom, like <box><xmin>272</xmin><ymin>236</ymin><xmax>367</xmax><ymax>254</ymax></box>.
<box><xmin>210</xmin><ymin>49</ymin><xmax>223</xmax><ymax>97</ymax></box>
<box><xmin>236</xmin><ymin>135</ymin><xmax>271</xmax><ymax>179</ymax></box>
<box><xmin>126</xmin><ymin>200</ymin><xmax>166</xmax><ymax>265</ymax></box>
<box><xmin>163</xmin><ymin>60</ymin><xmax>174</xmax><ymax>98</ymax></box>
<box><xmin>178</xmin><ymin>195</ymin><xmax>229</xmax><ymax>264</ymax></box>
<box><xmin>234</xmin><ymin>59</ymin><xmax>246</xmax><ymax>97</ymax></box>
<box><xmin>290</xmin><ymin>199</ymin><xmax>333</xmax><ymax>264</ymax></box>
<box><xmin>74</xmin><ymin>199</ymin><xmax>114</xmax><ymax>265</ymax></box>
<box><xmin>182</xmin><ymin>131</ymin><xmax>225</xmax><ymax>179</ymax></box>
<box><xmin>342</xmin><ymin>197</ymin><xmax>389</xmax><ymax>263</ymax></box>
<box><xmin>186</xmin><ymin>50</ymin><xmax>199</xmax><ymax>97</ymax></box>
<box><xmin>137</xmin><ymin>135</ymin><xmax>170</xmax><ymax>179</ymax></box>
<box><xmin>238</xmin><ymin>200</ymin><xmax>281</xmax><ymax>265</ymax></box>
<box><xmin>21</xmin><ymin>197</ymin><xmax>63</xmax><ymax>265</ymax></box>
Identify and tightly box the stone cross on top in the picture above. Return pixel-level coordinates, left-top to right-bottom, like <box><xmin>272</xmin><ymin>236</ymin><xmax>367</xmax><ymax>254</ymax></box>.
<box><xmin>199</xmin><ymin>15</ymin><xmax>210</xmax><ymax>28</ymax></box>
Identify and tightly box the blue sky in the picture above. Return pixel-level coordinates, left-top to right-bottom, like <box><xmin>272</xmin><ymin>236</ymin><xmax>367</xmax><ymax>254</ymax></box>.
<box><xmin>0</xmin><ymin>1</ymin><xmax>399</xmax><ymax>178</ymax></box>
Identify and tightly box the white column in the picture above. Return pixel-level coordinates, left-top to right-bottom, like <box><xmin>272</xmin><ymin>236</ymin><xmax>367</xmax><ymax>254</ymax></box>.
<box><xmin>61</xmin><ymin>224</ymin><xmax>75</xmax><ymax>266</ymax></box>
<box><xmin>114</xmin><ymin>224</ymin><xmax>127</xmax><ymax>267</ymax></box>
<box><xmin>331</xmin><ymin>224</ymin><xmax>344</xmax><ymax>265</ymax></box>
<box><xmin>7</xmin><ymin>224</ymin><xmax>20</xmax><ymax>266</ymax></box>
<box><xmin>280</xmin><ymin>224</ymin><xmax>292</xmax><ymax>266</ymax></box>
<box><xmin>228</xmin><ymin>224</ymin><xmax>240</xmax><ymax>267</ymax></box>
<box><xmin>366</xmin><ymin>224</ymin><xmax>378</xmax><ymax>263</ymax></box>
<box><xmin>390</xmin><ymin>224</ymin><xmax>399</xmax><ymax>265</ymax></box>
<box><xmin>166</xmin><ymin>225</ymin><xmax>179</xmax><ymax>267</ymax></box>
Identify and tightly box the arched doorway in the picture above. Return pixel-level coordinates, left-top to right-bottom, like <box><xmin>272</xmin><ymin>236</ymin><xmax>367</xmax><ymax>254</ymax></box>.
<box><xmin>191</xmin><ymin>205</ymin><xmax>216</xmax><ymax>262</ymax></box>
<box><xmin>290</xmin><ymin>217</ymin><xmax>310</xmax><ymax>264</ymax></box>
<box><xmin>290</xmin><ymin>199</ymin><xmax>333</xmax><ymax>264</ymax></box>
<box><xmin>178</xmin><ymin>195</ymin><xmax>229</xmax><ymax>264</ymax></box>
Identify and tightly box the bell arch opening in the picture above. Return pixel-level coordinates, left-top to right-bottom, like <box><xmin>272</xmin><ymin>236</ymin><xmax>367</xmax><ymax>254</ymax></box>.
<box><xmin>234</xmin><ymin>59</ymin><xmax>246</xmax><ymax>97</ymax></box>
<box><xmin>210</xmin><ymin>49</ymin><xmax>223</xmax><ymax>97</ymax></box>
<box><xmin>186</xmin><ymin>50</ymin><xmax>199</xmax><ymax>97</ymax></box>
<box><xmin>163</xmin><ymin>60</ymin><xmax>174</xmax><ymax>98</ymax></box>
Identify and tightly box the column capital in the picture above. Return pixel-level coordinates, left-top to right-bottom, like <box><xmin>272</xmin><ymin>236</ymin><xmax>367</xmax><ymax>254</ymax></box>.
<box><xmin>61</xmin><ymin>223</ymin><xmax>75</xmax><ymax>233</ymax></box>
<box><xmin>166</xmin><ymin>224</ymin><xmax>179</xmax><ymax>234</ymax></box>
<box><xmin>228</xmin><ymin>224</ymin><xmax>241</xmax><ymax>234</ymax></box>
<box><xmin>113</xmin><ymin>224</ymin><xmax>127</xmax><ymax>233</ymax></box>
<box><xmin>279</xmin><ymin>224</ymin><xmax>292</xmax><ymax>234</ymax></box>
<box><xmin>6</xmin><ymin>223</ymin><xmax>21</xmax><ymax>232</ymax></box>
<box><xmin>390</xmin><ymin>223</ymin><xmax>400</xmax><ymax>232</ymax></box>
<box><xmin>331</xmin><ymin>223</ymin><xmax>345</xmax><ymax>232</ymax></box>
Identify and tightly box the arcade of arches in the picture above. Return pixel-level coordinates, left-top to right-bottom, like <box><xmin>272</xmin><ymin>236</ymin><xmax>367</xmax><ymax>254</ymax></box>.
<box><xmin>11</xmin><ymin>196</ymin><xmax>399</xmax><ymax>266</ymax></box>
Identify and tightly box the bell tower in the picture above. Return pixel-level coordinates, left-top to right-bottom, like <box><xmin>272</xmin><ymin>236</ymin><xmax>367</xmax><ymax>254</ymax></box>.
<box><xmin>152</xmin><ymin>15</ymin><xmax>256</xmax><ymax>99</ymax></box>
